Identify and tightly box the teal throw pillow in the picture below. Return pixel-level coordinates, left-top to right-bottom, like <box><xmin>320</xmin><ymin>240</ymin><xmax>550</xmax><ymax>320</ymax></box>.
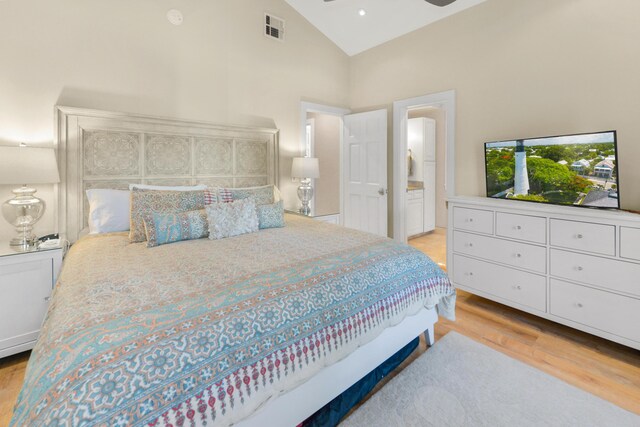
<box><xmin>143</xmin><ymin>209</ymin><xmax>208</xmax><ymax>247</ymax></box>
<box><xmin>257</xmin><ymin>200</ymin><xmax>285</xmax><ymax>229</ymax></box>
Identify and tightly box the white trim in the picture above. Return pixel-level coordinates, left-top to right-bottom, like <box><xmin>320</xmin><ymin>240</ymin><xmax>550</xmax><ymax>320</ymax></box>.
<box><xmin>304</xmin><ymin>118</ymin><xmax>316</xmax><ymax>215</ymax></box>
<box><xmin>299</xmin><ymin>102</ymin><xmax>350</xmax><ymax>225</ymax></box>
<box><xmin>392</xmin><ymin>90</ymin><xmax>456</xmax><ymax>243</ymax></box>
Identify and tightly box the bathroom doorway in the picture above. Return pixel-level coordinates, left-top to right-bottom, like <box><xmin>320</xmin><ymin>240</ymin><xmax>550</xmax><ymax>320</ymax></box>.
<box><xmin>392</xmin><ymin>90</ymin><xmax>456</xmax><ymax>245</ymax></box>
<box><xmin>405</xmin><ymin>107</ymin><xmax>447</xmax><ymax>240</ymax></box>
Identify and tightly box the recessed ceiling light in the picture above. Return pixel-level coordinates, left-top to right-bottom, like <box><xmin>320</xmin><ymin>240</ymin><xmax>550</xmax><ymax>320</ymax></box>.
<box><xmin>358</xmin><ymin>9</ymin><xmax>366</xmax><ymax>16</ymax></box>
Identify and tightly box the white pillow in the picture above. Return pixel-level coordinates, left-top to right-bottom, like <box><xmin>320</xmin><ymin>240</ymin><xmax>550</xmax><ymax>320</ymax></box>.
<box><xmin>205</xmin><ymin>198</ymin><xmax>259</xmax><ymax>240</ymax></box>
<box><xmin>129</xmin><ymin>183</ymin><xmax>207</xmax><ymax>191</ymax></box>
<box><xmin>274</xmin><ymin>185</ymin><xmax>282</xmax><ymax>202</ymax></box>
<box><xmin>86</xmin><ymin>189</ymin><xmax>131</xmax><ymax>234</ymax></box>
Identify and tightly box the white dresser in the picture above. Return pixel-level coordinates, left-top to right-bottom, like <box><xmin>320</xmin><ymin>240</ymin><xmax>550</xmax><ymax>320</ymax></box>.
<box><xmin>447</xmin><ymin>196</ymin><xmax>640</xmax><ymax>350</ymax></box>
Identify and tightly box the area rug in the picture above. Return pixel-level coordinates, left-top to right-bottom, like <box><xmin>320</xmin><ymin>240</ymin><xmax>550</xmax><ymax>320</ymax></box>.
<box><xmin>340</xmin><ymin>332</ymin><xmax>639</xmax><ymax>426</ymax></box>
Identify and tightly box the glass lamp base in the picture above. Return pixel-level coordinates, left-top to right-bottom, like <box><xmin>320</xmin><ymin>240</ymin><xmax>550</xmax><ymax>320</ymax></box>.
<box><xmin>10</xmin><ymin>236</ymin><xmax>37</xmax><ymax>251</ymax></box>
<box><xmin>297</xmin><ymin>180</ymin><xmax>314</xmax><ymax>216</ymax></box>
<box><xmin>2</xmin><ymin>186</ymin><xmax>45</xmax><ymax>249</ymax></box>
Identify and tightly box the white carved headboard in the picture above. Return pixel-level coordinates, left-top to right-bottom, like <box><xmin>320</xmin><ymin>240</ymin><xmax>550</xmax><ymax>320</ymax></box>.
<box><xmin>55</xmin><ymin>106</ymin><xmax>279</xmax><ymax>242</ymax></box>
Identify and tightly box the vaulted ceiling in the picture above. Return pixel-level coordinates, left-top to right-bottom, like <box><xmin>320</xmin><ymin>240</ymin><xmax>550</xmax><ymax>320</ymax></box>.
<box><xmin>285</xmin><ymin>0</ymin><xmax>487</xmax><ymax>56</ymax></box>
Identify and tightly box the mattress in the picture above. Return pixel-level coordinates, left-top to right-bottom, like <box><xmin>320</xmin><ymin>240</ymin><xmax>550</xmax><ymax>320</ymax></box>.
<box><xmin>11</xmin><ymin>214</ymin><xmax>455</xmax><ymax>426</ymax></box>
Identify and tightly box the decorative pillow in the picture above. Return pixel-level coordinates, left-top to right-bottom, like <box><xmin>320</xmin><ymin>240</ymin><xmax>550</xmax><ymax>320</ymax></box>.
<box><xmin>227</xmin><ymin>185</ymin><xmax>275</xmax><ymax>205</ymax></box>
<box><xmin>86</xmin><ymin>189</ymin><xmax>131</xmax><ymax>234</ymax></box>
<box><xmin>257</xmin><ymin>200</ymin><xmax>285</xmax><ymax>229</ymax></box>
<box><xmin>204</xmin><ymin>187</ymin><xmax>233</xmax><ymax>205</ymax></box>
<box><xmin>129</xmin><ymin>183</ymin><xmax>207</xmax><ymax>191</ymax></box>
<box><xmin>129</xmin><ymin>189</ymin><xmax>205</xmax><ymax>243</ymax></box>
<box><xmin>205</xmin><ymin>198</ymin><xmax>259</xmax><ymax>240</ymax></box>
<box><xmin>143</xmin><ymin>209</ymin><xmax>208</xmax><ymax>247</ymax></box>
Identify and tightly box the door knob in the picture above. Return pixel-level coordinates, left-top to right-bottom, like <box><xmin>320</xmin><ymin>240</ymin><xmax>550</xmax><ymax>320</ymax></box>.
<box><xmin>378</xmin><ymin>188</ymin><xmax>387</xmax><ymax>196</ymax></box>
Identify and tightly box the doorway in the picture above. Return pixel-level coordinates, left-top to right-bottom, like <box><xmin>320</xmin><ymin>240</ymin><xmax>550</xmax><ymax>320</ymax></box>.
<box><xmin>392</xmin><ymin>90</ymin><xmax>456</xmax><ymax>244</ymax></box>
<box><xmin>299</xmin><ymin>102</ymin><xmax>349</xmax><ymax>224</ymax></box>
<box><xmin>298</xmin><ymin>102</ymin><xmax>389</xmax><ymax>237</ymax></box>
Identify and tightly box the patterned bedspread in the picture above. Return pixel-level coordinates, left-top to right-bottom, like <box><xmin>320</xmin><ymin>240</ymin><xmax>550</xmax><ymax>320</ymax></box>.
<box><xmin>11</xmin><ymin>215</ymin><xmax>455</xmax><ymax>427</ymax></box>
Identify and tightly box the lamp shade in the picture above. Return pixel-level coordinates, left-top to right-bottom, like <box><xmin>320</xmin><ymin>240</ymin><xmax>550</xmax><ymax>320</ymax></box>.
<box><xmin>291</xmin><ymin>157</ymin><xmax>319</xmax><ymax>179</ymax></box>
<box><xmin>0</xmin><ymin>146</ymin><xmax>60</xmax><ymax>185</ymax></box>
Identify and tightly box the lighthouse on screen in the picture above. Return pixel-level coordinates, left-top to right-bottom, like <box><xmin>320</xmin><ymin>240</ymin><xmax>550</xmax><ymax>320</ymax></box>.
<box><xmin>514</xmin><ymin>140</ymin><xmax>530</xmax><ymax>195</ymax></box>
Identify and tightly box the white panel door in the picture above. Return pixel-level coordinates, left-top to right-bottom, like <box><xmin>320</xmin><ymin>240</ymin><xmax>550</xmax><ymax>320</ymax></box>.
<box><xmin>424</xmin><ymin>118</ymin><xmax>436</xmax><ymax>162</ymax></box>
<box><xmin>343</xmin><ymin>109</ymin><xmax>388</xmax><ymax>237</ymax></box>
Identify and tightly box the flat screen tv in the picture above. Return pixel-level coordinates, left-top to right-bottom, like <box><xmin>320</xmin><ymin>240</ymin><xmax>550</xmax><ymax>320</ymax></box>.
<box><xmin>484</xmin><ymin>130</ymin><xmax>619</xmax><ymax>209</ymax></box>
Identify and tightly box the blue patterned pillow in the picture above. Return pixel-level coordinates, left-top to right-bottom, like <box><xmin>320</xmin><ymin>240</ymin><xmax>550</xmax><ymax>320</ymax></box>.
<box><xmin>228</xmin><ymin>185</ymin><xmax>275</xmax><ymax>205</ymax></box>
<box><xmin>257</xmin><ymin>200</ymin><xmax>284</xmax><ymax>229</ymax></box>
<box><xmin>143</xmin><ymin>209</ymin><xmax>208</xmax><ymax>247</ymax></box>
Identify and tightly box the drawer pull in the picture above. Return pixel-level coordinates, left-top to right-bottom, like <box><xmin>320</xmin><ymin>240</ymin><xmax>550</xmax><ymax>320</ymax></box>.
<box><xmin>576</xmin><ymin>234</ymin><xmax>584</xmax><ymax>239</ymax></box>
<box><xmin>576</xmin><ymin>266</ymin><xmax>583</xmax><ymax>271</ymax></box>
<box><xmin>465</xmin><ymin>272</ymin><xmax>474</xmax><ymax>277</ymax></box>
<box><xmin>44</xmin><ymin>296</ymin><xmax>51</xmax><ymax>302</ymax></box>
<box><xmin>468</xmin><ymin>218</ymin><xmax>474</xmax><ymax>223</ymax></box>
<box><xmin>515</xmin><ymin>225</ymin><xmax>522</xmax><ymax>230</ymax></box>
<box><xmin>513</xmin><ymin>285</ymin><xmax>522</xmax><ymax>290</ymax></box>
<box><xmin>575</xmin><ymin>302</ymin><xmax>584</xmax><ymax>308</ymax></box>
<box><xmin>515</xmin><ymin>253</ymin><xmax>522</xmax><ymax>258</ymax></box>
<box><xmin>466</xmin><ymin>243</ymin><xmax>473</xmax><ymax>248</ymax></box>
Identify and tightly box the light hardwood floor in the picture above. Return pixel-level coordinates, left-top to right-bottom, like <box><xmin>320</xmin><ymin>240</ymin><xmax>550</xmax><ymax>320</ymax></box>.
<box><xmin>1</xmin><ymin>229</ymin><xmax>638</xmax><ymax>426</ymax></box>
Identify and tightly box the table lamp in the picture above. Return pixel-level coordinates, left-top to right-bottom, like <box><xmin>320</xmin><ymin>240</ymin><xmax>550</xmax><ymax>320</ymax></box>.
<box><xmin>0</xmin><ymin>145</ymin><xmax>60</xmax><ymax>249</ymax></box>
<box><xmin>291</xmin><ymin>157</ymin><xmax>319</xmax><ymax>216</ymax></box>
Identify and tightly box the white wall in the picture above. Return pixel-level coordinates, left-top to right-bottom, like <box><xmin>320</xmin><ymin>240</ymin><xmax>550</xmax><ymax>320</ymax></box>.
<box><xmin>351</xmin><ymin>0</ymin><xmax>640</xmax><ymax>220</ymax></box>
<box><xmin>308</xmin><ymin>112</ymin><xmax>341</xmax><ymax>216</ymax></box>
<box><xmin>0</xmin><ymin>0</ymin><xmax>350</xmax><ymax>240</ymax></box>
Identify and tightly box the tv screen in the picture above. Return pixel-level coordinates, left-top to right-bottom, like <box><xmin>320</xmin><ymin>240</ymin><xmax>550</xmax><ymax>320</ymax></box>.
<box><xmin>485</xmin><ymin>130</ymin><xmax>619</xmax><ymax>209</ymax></box>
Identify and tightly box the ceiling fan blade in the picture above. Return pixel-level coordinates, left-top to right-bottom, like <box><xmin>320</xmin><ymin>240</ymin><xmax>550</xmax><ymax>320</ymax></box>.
<box><xmin>424</xmin><ymin>0</ymin><xmax>457</xmax><ymax>6</ymax></box>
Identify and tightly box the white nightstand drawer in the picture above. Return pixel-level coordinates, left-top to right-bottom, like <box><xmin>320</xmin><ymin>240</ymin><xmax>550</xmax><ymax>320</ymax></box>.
<box><xmin>453</xmin><ymin>254</ymin><xmax>546</xmax><ymax>312</ymax></box>
<box><xmin>496</xmin><ymin>212</ymin><xmax>546</xmax><ymax>244</ymax></box>
<box><xmin>453</xmin><ymin>207</ymin><xmax>494</xmax><ymax>235</ymax></box>
<box><xmin>620</xmin><ymin>227</ymin><xmax>640</xmax><ymax>261</ymax></box>
<box><xmin>550</xmin><ymin>249</ymin><xmax>640</xmax><ymax>297</ymax></box>
<box><xmin>0</xmin><ymin>246</ymin><xmax>63</xmax><ymax>358</ymax></box>
<box><xmin>0</xmin><ymin>259</ymin><xmax>53</xmax><ymax>350</ymax></box>
<box><xmin>550</xmin><ymin>219</ymin><xmax>615</xmax><ymax>256</ymax></box>
<box><xmin>313</xmin><ymin>214</ymin><xmax>340</xmax><ymax>225</ymax></box>
<box><xmin>550</xmin><ymin>279</ymin><xmax>640</xmax><ymax>343</ymax></box>
<box><xmin>453</xmin><ymin>231</ymin><xmax>546</xmax><ymax>274</ymax></box>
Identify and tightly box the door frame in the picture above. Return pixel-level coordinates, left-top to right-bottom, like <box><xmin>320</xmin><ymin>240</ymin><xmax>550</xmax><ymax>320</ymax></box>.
<box><xmin>299</xmin><ymin>102</ymin><xmax>350</xmax><ymax>221</ymax></box>
<box><xmin>392</xmin><ymin>90</ymin><xmax>456</xmax><ymax>243</ymax></box>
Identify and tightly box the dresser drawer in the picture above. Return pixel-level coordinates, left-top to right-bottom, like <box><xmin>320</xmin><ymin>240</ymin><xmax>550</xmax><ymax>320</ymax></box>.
<box><xmin>496</xmin><ymin>212</ymin><xmax>546</xmax><ymax>244</ymax></box>
<box><xmin>453</xmin><ymin>254</ymin><xmax>546</xmax><ymax>312</ymax></box>
<box><xmin>550</xmin><ymin>279</ymin><xmax>640</xmax><ymax>343</ymax></box>
<box><xmin>549</xmin><ymin>219</ymin><xmax>615</xmax><ymax>256</ymax></box>
<box><xmin>452</xmin><ymin>207</ymin><xmax>494</xmax><ymax>235</ymax></box>
<box><xmin>453</xmin><ymin>231</ymin><xmax>546</xmax><ymax>274</ymax></box>
<box><xmin>620</xmin><ymin>227</ymin><xmax>640</xmax><ymax>261</ymax></box>
<box><xmin>549</xmin><ymin>249</ymin><xmax>640</xmax><ymax>297</ymax></box>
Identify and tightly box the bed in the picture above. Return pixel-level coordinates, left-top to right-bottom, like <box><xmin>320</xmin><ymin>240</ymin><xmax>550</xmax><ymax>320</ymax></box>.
<box><xmin>10</xmin><ymin>107</ymin><xmax>455</xmax><ymax>426</ymax></box>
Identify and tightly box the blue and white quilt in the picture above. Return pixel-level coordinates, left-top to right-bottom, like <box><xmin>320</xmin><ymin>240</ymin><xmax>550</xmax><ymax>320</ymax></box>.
<box><xmin>11</xmin><ymin>214</ymin><xmax>455</xmax><ymax>426</ymax></box>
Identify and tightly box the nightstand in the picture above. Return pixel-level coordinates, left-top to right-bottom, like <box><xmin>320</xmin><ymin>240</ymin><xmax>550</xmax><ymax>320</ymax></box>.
<box><xmin>285</xmin><ymin>209</ymin><xmax>341</xmax><ymax>225</ymax></box>
<box><xmin>0</xmin><ymin>243</ymin><xmax>63</xmax><ymax>358</ymax></box>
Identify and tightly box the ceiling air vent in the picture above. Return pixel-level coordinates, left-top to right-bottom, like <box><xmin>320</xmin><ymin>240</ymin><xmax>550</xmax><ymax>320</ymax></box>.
<box><xmin>265</xmin><ymin>13</ymin><xmax>285</xmax><ymax>41</ymax></box>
